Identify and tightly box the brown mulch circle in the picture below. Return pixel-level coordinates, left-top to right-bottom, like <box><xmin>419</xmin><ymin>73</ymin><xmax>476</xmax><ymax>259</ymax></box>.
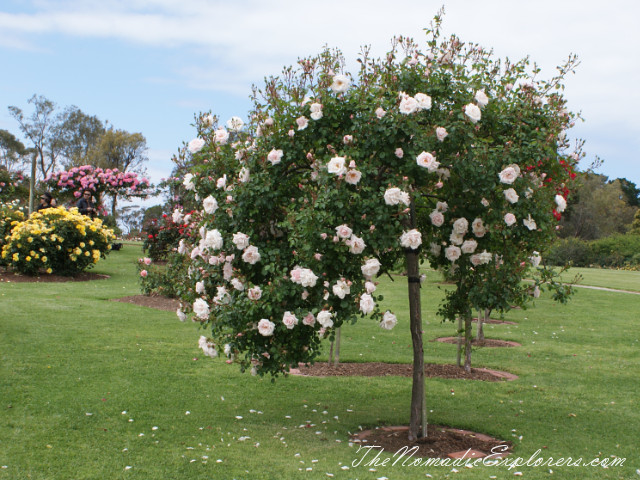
<box><xmin>290</xmin><ymin>362</ymin><xmax>517</xmax><ymax>381</ymax></box>
<box><xmin>0</xmin><ymin>268</ymin><xmax>109</xmax><ymax>283</ymax></box>
<box><xmin>434</xmin><ymin>337</ymin><xmax>522</xmax><ymax>347</ymax></box>
<box><xmin>352</xmin><ymin>425</ymin><xmax>512</xmax><ymax>459</ymax></box>
<box><xmin>471</xmin><ymin>317</ymin><xmax>518</xmax><ymax>325</ymax></box>
<box><xmin>111</xmin><ymin>294</ymin><xmax>180</xmax><ymax>311</ymax></box>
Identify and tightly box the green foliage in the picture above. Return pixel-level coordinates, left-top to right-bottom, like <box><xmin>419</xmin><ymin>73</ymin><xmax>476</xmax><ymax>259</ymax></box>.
<box><xmin>137</xmin><ymin>252</ymin><xmax>191</xmax><ymax>298</ymax></box>
<box><xmin>0</xmin><ymin>167</ymin><xmax>29</xmax><ymax>203</ymax></box>
<box><xmin>547</xmin><ymin>233</ymin><xmax>640</xmax><ymax>268</ymax></box>
<box><xmin>142</xmin><ymin>210</ymin><xmax>200</xmax><ymax>261</ymax></box>
<box><xmin>1</xmin><ymin>206</ymin><xmax>115</xmax><ymax>275</ymax></box>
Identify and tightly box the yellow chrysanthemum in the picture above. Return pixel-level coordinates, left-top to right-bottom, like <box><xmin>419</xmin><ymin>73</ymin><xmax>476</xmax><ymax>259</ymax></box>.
<box><xmin>41</xmin><ymin>256</ymin><xmax>47</xmax><ymax>262</ymax></box>
<box><xmin>84</xmin><ymin>251</ymin><xmax>90</xmax><ymax>257</ymax></box>
<box><xmin>79</xmin><ymin>242</ymin><xmax>85</xmax><ymax>248</ymax></box>
<box><xmin>26</xmin><ymin>256</ymin><xmax>31</xmax><ymax>262</ymax></box>
<box><xmin>12</xmin><ymin>253</ymin><xmax>19</xmax><ymax>261</ymax></box>
<box><xmin>46</xmin><ymin>268</ymin><xmax>53</xmax><ymax>274</ymax></box>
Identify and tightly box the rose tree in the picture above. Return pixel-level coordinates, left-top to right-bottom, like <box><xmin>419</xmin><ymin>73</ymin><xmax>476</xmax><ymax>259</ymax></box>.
<box><xmin>175</xmin><ymin>19</ymin><xmax>579</xmax><ymax>441</ymax></box>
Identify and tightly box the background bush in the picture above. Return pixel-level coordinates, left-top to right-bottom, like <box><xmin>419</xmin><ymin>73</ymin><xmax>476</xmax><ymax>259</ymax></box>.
<box><xmin>0</xmin><ymin>200</ymin><xmax>26</xmax><ymax>261</ymax></box>
<box><xmin>1</xmin><ymin>206</ymin><xmax>115</xmax><ymax>275</ymax></box>
<box><xmin>547</xmin><ymin>233</ymin><xmax>640</xmax><ymax>269</ymax></box>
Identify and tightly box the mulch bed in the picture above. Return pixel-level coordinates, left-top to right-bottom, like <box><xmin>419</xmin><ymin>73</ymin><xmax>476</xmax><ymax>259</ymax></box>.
<box><xmin>291</xmin><ymin>362</ymin><xmax>517</xmax><ymax>381</ymax></box>
<box><xmin>434</xmin><ymin>337</ymin><xmax>522</xmax><ymax>347</ymax></box>
<box><xmin>353</xmin><ymin>425</ymin><xmax>511</xmax><ymax>459</ymax></box>
<box><xmin>0</xmin><ymin>268</ymin><xmax>109</xmax><ymax>283</ymax></box>
<box><xmin>111</xmin><ymin>294</ymin><xmax>180</xmax><ymax>311</ymax></box>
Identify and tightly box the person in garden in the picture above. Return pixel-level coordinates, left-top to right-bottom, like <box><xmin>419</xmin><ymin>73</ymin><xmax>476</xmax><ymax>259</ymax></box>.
<box><xmin>34</xmin><ymin>192</ymin><xmax>56</xmax><ymax>212</ymax></box>
<box><xmin>76</xmin><ymin>189</ymin><xmax>97</xmax><ymax>218</ymax></box>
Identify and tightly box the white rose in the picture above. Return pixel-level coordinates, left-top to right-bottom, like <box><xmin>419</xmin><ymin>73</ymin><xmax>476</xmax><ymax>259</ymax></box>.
<box><xmin>232</xmin><ymin>232</ymin><xmax>250</xmax><ymax>250</ymax></box>
<box><xmin>384</xmin><ymin>188</ymin><xmax>409</xmax><ymax>206</ymax></box>
<box><xmin>201</xmin><ymin>229</ymin><xmax>223</xmax><ymax>250</ymax></box>
<box><xmin>530</xmin><ymin>251</ymin><xmax>542</xmax><ymax>268</ymax></box>
<box><xmin>238</xmin><ymin>167</ymin><xmax>250</xmax><ymax>183</ymax></box>
<box><xmin>231</xmin><ymin>278</ymin><xmax>244</xmax><ymax>291</ymax></box>
<box><xmin>436</xmin><ymin>201</ymin><xmax>448</xmax><ymax>212</ymax></box>
<box><xmin>416</xmin><ymin>151</ymin><xmax>439</xmax><ymax>172</ymax></box>
<box><xmin>176</xmin><ymin>309</ymin><xmax>186</xmax><ymax>322</ymax></box>
<box><xmin>299</xmin><ymin>268</ymin><xmax>318</xmax><ymax>288</ymax></box>
<box><xmin>555</xmin><ymin>194</ymin><xmax>567</xmax><ymax>213</ymax></box>
<box><xmin>172</xmin><ymin>208</ymin><xmax>183</xmax><ymax>223</ymax></box>
<box><xmin>504</xmin><ymin>213</ymin><xmax>517</xmax><ymax>226</ymax></box>
<box><xmin>214</xmin><ymin>128</ymin><xmax>229</xmax><ymax>145</ymax></box>
<box><xmin>475</xmin><ymin>89</ymin><xmax>489</xmax><ymax>108</ymax></box>
<box><xmin>449</xmin><ymin>232</ymin><xmax>464</xmax><ymax>246</ymax></box>
<box><xmin>327</xmin><ymin>156</ymin><xmax>347</xmax><ymax>175</ymax></box>
<box><xmin>267</xmin><ymin>149</ymin><xmax>283</xmax><ymax>165</ymax></box>
<box><xmin>414</xmin><ymin>93</ymin><xmax>432</xmax><ymax>110</ymax></box>
<box><xmin>296</xmin><ymin>116</ymin><xmax>308</xmax><ymax>130</ymax></box>
<box><xmin>365</xmin><ymin>281</ymin><xmax>376</xmax><ymax>293</ymax></box>
<box><xmin>310</xmin><ymin>103</ymin><xmax>323</xmax><ymax>120</ymax></box>
<box><xmin>188</xmin><ymin>138</ymin><xmax>205</xmax><ymax>154</ymax></box>
<box><xmin>317</xmin><ymin>310</ymin><xmax>334</xmax><ymax>328</ymax></box>
<box><xmin>226</xmin><ymin>116</ymin><xmax>244</xmax><ymax>131</ymax></box>
<box><xmin>452</xmin><ymin>217</ymin><xmax>469</xmax><ymax>235</ymax></box>
<box><xmin>183</xmin><ymin>173</ymin><xmax>195</xmax><ymax>191</ymax></box>
<box><xmin>435</xmin><ymin>126</ymin><xmax>448</xmax><ymax>142</ymax></box>
<box><xmin>445</xmin><ymin>245</ymin><xmax>462</xmax><ymax>262</ymax></box>
<box><xmin>430</xmin><ymin>210</ymin><xmax>445</xmax><ymax>227</ymax></box>
<box><xmin>399</xmin><ymin>95</ymin><xmax>418</xmax><ymax>115</ymax></box>
<box><xmin>203</xmin><ymin>195</ymin><xmax>218</xmax><ymax>214</ymax></box>
<box><xmin>193</xmin><ymin>298</ymin><xmax>210</xmax><ymax>320</ymax></box>
<box><xmin>258</xmin><ymin>319</ymin><xmax>275</xmax><ymax>336</ymax></box>
<box><xmin>345</xmin><ymin>169</ymin><xmax>362</xmax><ymax>185</ymax></box>
<box><xmin>472</xmin><ymin>218</ymin><xmax>486</xmax><ymax>238</ymax></box>
<box><xmin>242</xmin><ymin>245</ymin><xmax>261</xmax><ymax>264</ymax></box>
<box><xmin>202</xmin><ymin>114</ymin><xmax>214</xmax><ymax>127</ymax></box>
<box><xmin>247</xmin><ymin>286</ymin><xmax>262</xmax><ymax>300</ymax></box>
<box><xmin>395</xmin><ymin>148</ymin><xmax>404</xmax><ymax>158</ymax></box>
<box><xmin>348</xmin><ymin>235</ymin><xmax>366</xmax><ymax>254</ymax></box>
<box><xmin>361</xmin><ymin>258</ymin><xmax>381</xmax><ymax>278</ymax></box>
<box><xmin>330</xmin><ymin>74</ymin><xmax>350</xmax><ymax>93</ymax></box>
<box><xmin>461</xmin><ymin>239</ymin><xmax>478</xmax><ymax>254</ymax></box>
<box><xmin>430</xmin><ymin>242</ymin><xmax>442</xmax><ymax>256</ymax></box>
<box><xmin>478</xmin><ymin>250</ymin><xmax>493</xmax><ymax>264</ymax></box>
<box><xmin>464</xmin><ymin>103</ymin><xmax>482</xmax><ymax>123</ymax></box>
<box><xmin>335</xmin><ymin>224</ymin><xmax>353</xmax><ymax>239</ymax></box>
<box><xmin>504</xmin><ymin>188</ymin><xmax>519</xmax><ymax>204</ymax></box>
<box><xmin>359</xmin><ymin>293</ymin><xmax>375</xmax><ymax>314</ymax></box>
<box><xmin>282</xmin><ymin>311</ymin><xmax>299</xmax><ymax>330</ymax></box>
<box><xmin>195</xmin><ymin>281</ymin><xmax>205</xmax><ymax>294</ymax></box>
<box><xmin>380</xmin><ymin>311</ymin><xmax>397</xmax><ymax>330</ymax></box>
<box><xmin>498</xmin><ymin>167</ymin><xmax>518</xmax><ymax>185</ymax></box>
<box><xmin>523</xmin><ymin>214</ymin><xmax>537</xmax><ymax>231</ymax></box>
<box><xmin>332</xmin><ymin>279</ymin><xmax>351</xmax><ymax>299</ymax></box>
<box><xmin>375</xmin><ymin>107</ymin><xmax>386</xmax><ymax>119</ymax></box>
<box><xmin>400</xmin><ymin>229</ymin><xmax>422</xmax><ymax>250</ymax></box>
<box><xmin>302</xmin><ymin>313</ymin><xmax>315</xmax><ymax>326</ymax></box>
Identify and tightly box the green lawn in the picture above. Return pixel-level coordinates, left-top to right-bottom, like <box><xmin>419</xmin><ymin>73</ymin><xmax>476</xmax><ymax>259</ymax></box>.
<box><xmin>557</xmin><ymin>266</ymin><xmax>640</xmax><ymax>292</ymax></box>
<box><xmin>1</xmin><ymin>245</ymin><xmax>638</xmax><ymax>479</ymax></box>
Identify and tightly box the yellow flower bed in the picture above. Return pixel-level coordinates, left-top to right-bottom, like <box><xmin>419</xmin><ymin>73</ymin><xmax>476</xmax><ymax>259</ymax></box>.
<box><xmin>1</xmin><ymin>207</ymin><xmax>115</xmax><ymax>276</ymax></box>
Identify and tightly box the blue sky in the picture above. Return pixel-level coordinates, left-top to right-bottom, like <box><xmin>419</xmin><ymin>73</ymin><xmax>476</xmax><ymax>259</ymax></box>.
<box><xmin>1</xmin><ymin>0</ymin><xmax>639</xmax><ymax>203</ymax></box>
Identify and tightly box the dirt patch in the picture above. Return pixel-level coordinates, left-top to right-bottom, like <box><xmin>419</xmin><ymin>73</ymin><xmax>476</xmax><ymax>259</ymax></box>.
<box><xmin>434</xmin><ymin>337</ymin><xmax>522</xmax><ymax>347</ymax></box>
<box><xmin>290</xmin><ymin>362</ymin><xmax>517</xmax><ymax>381</ymax></box>
<box><xmin>0</xmin><ymin>268</ymin><xmax>109</xmax><ymax>283</ymax></box>
<box><xmin>352</xmin><ymin>425</ymin><xmax>511</xmax><ymax>459</ymax></box>
<box><xmin>111</xmin><ymin>294</ymin><xmax>180</xmax><ymax>312</ymax></box>
<box><xmin>471</xmin><ymin>317</ymin><xmax>518</xmax><ymax>325</ymax></box>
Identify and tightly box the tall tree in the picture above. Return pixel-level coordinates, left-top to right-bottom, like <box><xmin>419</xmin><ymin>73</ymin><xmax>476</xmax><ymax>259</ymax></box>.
<box><xmin>0</xmin><ymin>129</ymin><xmax>29</xmax><ymax>173</ymax></box>
<box><xmin>88</xmin><ymin>129</ymin><xmax>148</xmax><ymax>217</ymax></box>
<box><xmin>56</xmin><ymin>106</ymin><xmax>106</xmax><ymax>168</ymax></box>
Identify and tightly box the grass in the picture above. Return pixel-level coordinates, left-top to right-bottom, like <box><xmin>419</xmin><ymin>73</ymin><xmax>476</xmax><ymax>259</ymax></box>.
<box><xmin>556</xmin><ymin>266</ymin><xmax>640</xmax><ymax>292</ymax></box>
<box><xmin>1</xmin><ymin>244</ymin><xmax>638</xmax><ymax>479</ymax></box>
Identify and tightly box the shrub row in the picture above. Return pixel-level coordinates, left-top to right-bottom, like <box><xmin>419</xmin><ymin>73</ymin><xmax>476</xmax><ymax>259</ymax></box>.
<box><xmin>546</xmin><ymin>233</ymin><xmax>640</xmax><ymax>269</ymax></box>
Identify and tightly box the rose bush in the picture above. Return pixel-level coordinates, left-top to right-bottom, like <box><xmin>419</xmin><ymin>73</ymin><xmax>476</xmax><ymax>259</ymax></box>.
<box><xmin>1</xmin><ymin>206</ymin><xmax>115</xmax><ymax>275</ymax></box>
<box><xmin>0</xmin><ymin>199</ymin><xmax>26</xmax><ymax>260</ymax></box>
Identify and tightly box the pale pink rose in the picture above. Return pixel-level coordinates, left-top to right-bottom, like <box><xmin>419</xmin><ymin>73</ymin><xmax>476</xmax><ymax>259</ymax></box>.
<box><xmin>242</xmin><ymin>245</ymin><xmax>261</xmax><ymax>264</ymax></box>
<box><xmin>359</xmin><ymin>293</ymin><xmax>375</xmax><ymax>314</ymax></box>
<box><xmin>288</xmin><ymin>129</ymin><xmax>295</xmax><ymax>137</ymax></box>
<box><xmin>216</xmin><ymin>175</ymin><xmax>227</xmax><ymax>189</ymax></box>
<box><xmin>143</xmin><ymin>257</ymin><xmax>152</xmax><ymax>265</ymax></box>
<box><xmin>361</xmin><ymin>258</ymin><xmax>381</xmax><ymax>278</ymax></box>
<box><xmin>348</xmin><ymin>235</ymin><xmax>366</xmax><ymax>254</ymax></box>
<box><xmin>365</xmin><ymin>281</ymin><xmax>376</xmax><ymax>293</ymax></box>
<box><xmin>296</xmin><ymin>116</ymin><xmax>309</xmax><ymax>130</ymax></box>
<box><xmin>430</xmin><ymin>242</ymin><xmax>442</xmax><ymax>256</ymax></box>
<box><xmin>481</xmin><ymin>198</ymin><xmax>490</xmax><ymax>207</ymax></box>
<box><xmin>317</xmin><ymin>310</ymin><xmax>333</xmax><ymax>328</ymax></box>
<box><xmin>530</xmin><ymin>252</ymin><xmax>542</xmax><ymax>268</ymax></box>
<box><xmin>452</xmin><ymin>217</ymin><xmax>469</xmax><ymax>235</ymax></box>
<box><xmin>380</xmin><ymin>311</ymin><xmax>397</xmax><ymax>330</ymax></box>
<box><xmin>203</xmin><ymin>195</ymin><xmax>218</xmax><ymax>214</ymax></box>
<box><xmin>247</xmin><ymin>286</ymin><xmax>262</xmax><ymax>300</ymax></box>
<box><xmin>343</xmin><ymin>135</ymin><xmax>353</xmax><ymax>144</ymax></box>
<box><xmin>330</xmin><ymin>74</ymin><xmax>351</xmax><ymax>93</ymax></box>
<box><xmin>238</xmin><ymin>167</ymin><xmax>250</xmax><ymax>183</ymax></box>
<box><xmin>195</xmin><ymin>281</ymin><xmax>205</xmax><ymax>294</ymax></box>
<box><xmin>282</xmin><ymin>311</ymin><xmax>299</xmax><ymax>330</ymax></box>
<box><xmin>140</xmin><ymin>270</ymin><xmax>148</xmax><ymax>277</ymax></box>
<box><xmin>327</xmin><ymin>156</ymin><xmax>347</xmax><ymax>175</ymax></box>
<box><xmin>399</xmin><ymin>96</ymin><xmax>418</xmax><ymax>115</ymax></box>
<box><xmin>475</xmin><ymin>89</ymin><xmax>489</xmax><ymax>108</ymax></box>
<box><xmin>430</xmin><ymin>210</ymin><xmax>445</xmax><ymax>227</ymax></box>
<box><xmin>332</xmin><ymin>279</ymin><xmax>351</xmax><ymax>299</ymax></box>
<box><xmin>335</xmin><ymin>224</ymin><xmax>353</xmax><ymax>239</ymax></box>
<box><xmin>445</xmin><ymin>245</ymin><xmax>462</xmax><ymax>262</ymax></box>
<box><xmin>188</xmin><ymin>138</ymin><xmax>205</xmax><ymax>153</ymax></box>
<box><xmin>414</xmin><ymin>93</ymin><xmax>432</xmax><ymax>110</ymax></box>
<box><xmin>449</xmin><ymin>232</ymin><xmax>464</xmax><ymax>246</ymax></box>
<box><xmin>504</xmin><ymin>188</ymin><xmax>519</xmax><ymax>204</ymax></box>
<box><xmin>464</xmin><ymin>103</ymin><xmax>481</xmax><ymax>123</ymax></box>
<box><xmin>310</xmin><ymin>103</ymin><xmax>323</xmax><ymax>120</ymax></box>
<box><xmin>177</xmin><ymin>309</ymin><xmax>186</xmax><ymax>322</ymax></box>
<box><xmin>232</xmin><ymin>232</ymin><xmax>250</xmax><ymax>250</ymax></box>
<box><xmin>461</xmin><ymin>239</ymin><xmax>478</xmax><ymax>254</ymax></box>
<box><xmin>226</xmin><ymin>116</ymin><xmax>244</xmax><ymax>131</ymax></box>
<box><xmin>470</xmin><ymin>254</ymin><xmax>483</xmax><ymax>266</ymax></box>
<box><xmin>345</xmin><ymin>169</ymin><xmax>362</xmax><ymax>185</ymax></box>
<box><xmin>523</xmin><ymin>214</ymin><xmax>537</xmax><ymax>231</ymax></box>
<box><xmin>416</xmin><ymin>151</ymin><xmax>439</xmax><ymax>172</ymax></box>
<box><xmin>267</xmin><ymin>149</ymin><xmax>283</xmax><ymax>165</ymax></box>
<box><xmin>436</xmin><ymin>201</ymin><xmax>448</xmax><ymax>212</ymax></box>
<box><xmin>436</xmin><ymin>127</ymin><xmax>448</xmax><ymax>142</ymax></box>
<box><xmin>384</xmin><ymin>188</ymin><xmax>410</xmax><ymax>206</ymax></box>
<box><xmin>214</xmin><ymin>128</ymin><xmax>229</xmax><ymax>144</ymax></box>
<box><xmin>478</xmin><ymin>250</ymin><xmax>493</xmax><ymax>264</ymax></box>
<box><xmin>555</xmin><ymin>194</ymin><xmax>567</xmax><ymax>213</ymax></box>
<box><xmin>498</xmin><ymin>167</ymin><xmax>518</xmax><ymax>184</ymax></box>
<box><xmin>472</xmin><ymin>218</ymin><xmax>486</xmax><ymax>237</ymax></box>
<box><xmin>193</xmin><ymin>298</ymin><xmax>210</xmax><ymax>319</ymax></box>
<box><xmin>222</xmin><ymin>262</ymin><xmax>233</xmax><ymax>281</ymax></box>
<box><xmin>400</xmin><ymin>229</ymin><xmax>422</xmax><ymax>249</ymax></box>
<box><xmin>258</xmin><ymin>319</ymin><xmax>275</xmax><ymax>336</ymax></box>
<box><xmin>375</xmin><ymin>107</ymin><xmax>386</xmax><ymax>119</ymax></box>
<box><xmin>504</xmin><ymin>213</ymin><xmax>517</xmax><ymax>226</ymax></box>
<box><xmin>395</xmin><ymin>148</ymin><xmax>404</xmax><ymax>158</ymax></box>
<box><xmin>302</xmin><ymin>312</ymin><xmax>316</xmax><ymax>326</ymax></box>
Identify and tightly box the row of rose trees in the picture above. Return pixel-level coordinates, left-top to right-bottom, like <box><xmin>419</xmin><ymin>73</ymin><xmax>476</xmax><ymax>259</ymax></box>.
<box><xmin>169</xmin><ymin>15</ymin><xmax>579</xmax><ymax>441</ymax></box>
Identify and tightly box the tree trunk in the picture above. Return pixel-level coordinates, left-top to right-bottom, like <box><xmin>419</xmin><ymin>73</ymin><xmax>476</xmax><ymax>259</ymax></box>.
<box><xmin>463</xmin><ymin>312</ymin><xmax>473</xmax><ymax>373</ymax></box>
<box><xmin>477</xmin><ymin>309</ymin><xmax>485</xmax><ymax>342</ymax></box>
<box><xmin>328</xmin><ymin>339</ymin><xmax>334</xmax><ymax>367</ymax></box>
<box><xmin>28</xmin><ymin>153</ymin><xmax>37</xmax><ymax>214</ymax></box>
<box><xmin>407</xmin><ymin>248</ymin><xmax>426</xmax><ymax>441</ymax></box>
<box><xmin>335</xmin><ymin>326</ymin><xmax>341</xmax><ymax>365</ymax></box>
<box><xmin>456</xmin><ymin>316</ymin><xmax>463</xmax><ymax>368</ymax></box>
<box><xmin>111</xmin><ymin>193</ymin><xmax>118</xmax><ymax>219</ymax></box>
